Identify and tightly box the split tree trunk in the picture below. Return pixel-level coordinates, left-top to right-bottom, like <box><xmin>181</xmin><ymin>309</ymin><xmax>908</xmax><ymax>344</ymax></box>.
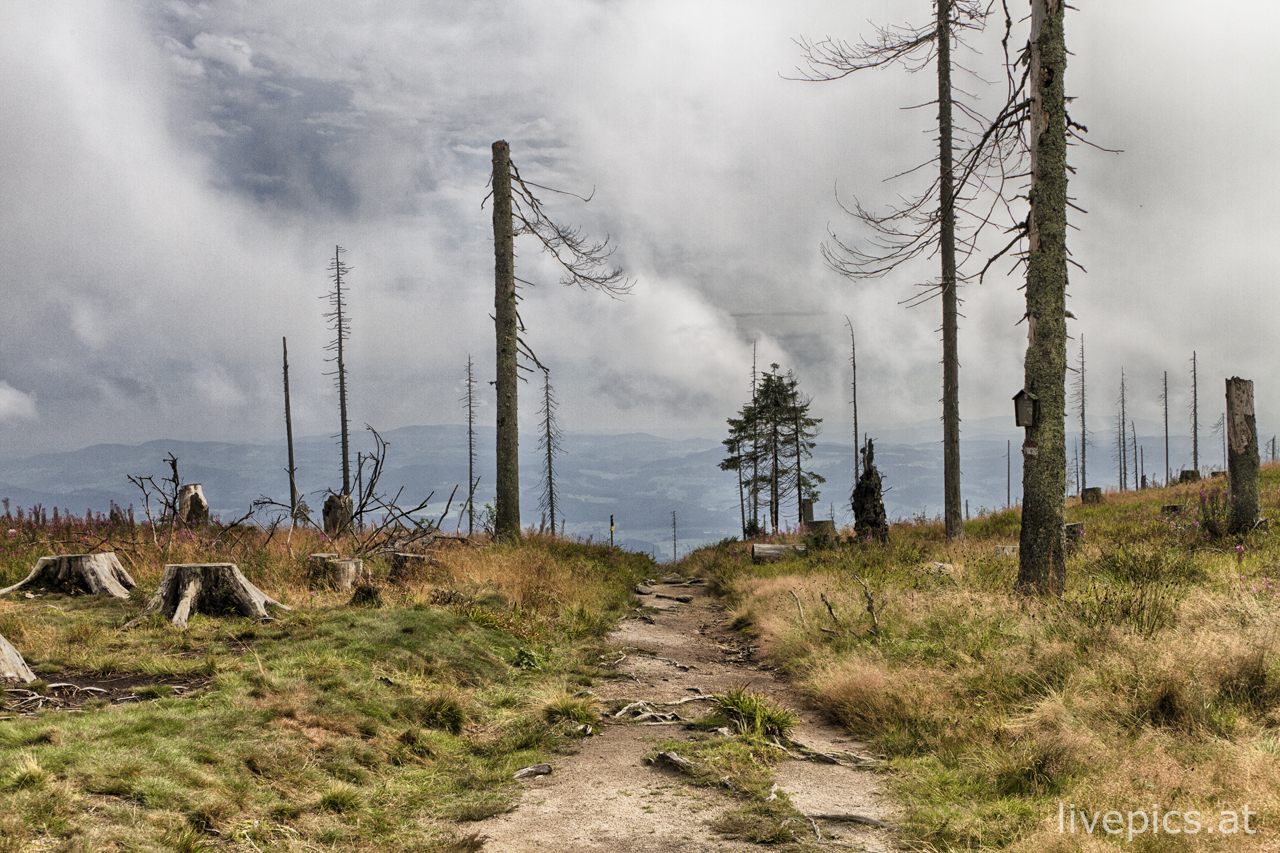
<box><xmin>0</xmin><ymin>553</ymin><xmax>136</xmax><ymax>599</ymax></box>
<box><xmin>178</xmin><ymin>484</ymin><xmax>209</xmax><ymax>525</ymax></box>
<box><xmin>125</xmin><ymin>563</ymin><xmax>291</xmax><ymax>630</ymax></box>
<box><xmin>1227</xmin><ymin>377</ymin><xmax>1260</xmax><ymax>535</ymax></box>
<box><xmin>0</xmin><ymin>634</ymin><xmax>36</xmax><ymax>682</ymax></box>
<box><xmin>1016</xmin><ymin>0</ymin><xmax>1069</xmax><ymax>596</ymax></box>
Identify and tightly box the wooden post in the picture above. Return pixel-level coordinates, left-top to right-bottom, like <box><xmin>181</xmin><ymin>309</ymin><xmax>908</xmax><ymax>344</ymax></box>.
<box><xmin>1226</xmin><ymin>377</ymin><xmax>1260</xmax><ymax>534</ymax></box>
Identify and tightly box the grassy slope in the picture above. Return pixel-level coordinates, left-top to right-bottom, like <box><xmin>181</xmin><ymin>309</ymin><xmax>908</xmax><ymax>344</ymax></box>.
<box><xmin>0</xmin><ymin>523</ymin><xmax>652</xmax><ymax>853</ymax></box>
<box><xmin>695</xmin><ymin>469</ymin><xmax>1280</xmax><ymax>851</ymax></box>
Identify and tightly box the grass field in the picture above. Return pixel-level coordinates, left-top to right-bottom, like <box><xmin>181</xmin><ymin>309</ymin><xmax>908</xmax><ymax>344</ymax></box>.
<box><xmin>4</xmin><ymin>468</ymin><xmax>1280</xmax><ymax>851</ymax></box>
<box><xmin>698</xmin><ymin>468</ymin><xmax>1280</xmax><ymax>851</ymax></box>
<box><xmin>0</xmin><ymin>518</ymin><xmax>651</xmax><ymax>852</ymax></box>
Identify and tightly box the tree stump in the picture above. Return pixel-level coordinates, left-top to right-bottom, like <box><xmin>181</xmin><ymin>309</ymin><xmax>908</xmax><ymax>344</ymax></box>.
<box><xmin>389</xmin><ymin>552</ymin><xmax>442</xmax><ymax>584</ymax></box>
<box><xmin>178</xmin><ymin>484</ymin><xmax>209</xmax><ymax>525</ymax></box>
<box><xmin>125</xmin><ymin>563</ymin><xmax>291</xmax><ymax>629</ymax></box>
<box><xmin>751</xmin><ymin>544</ymin><xmax>807</xmax><ymax>564</ymax></box>
<box><xmin>851</xmin><ymin>439</ymin><xmax>890</xmax><ymax>543</ymax></box>
<box><xmin>307</xmin><ymin>554</ymin><xmax>366</xmax><ymax>591</ymax></box>
<box><xmin>0</xmin><ymin>553</ymin><xmax>136</xmax><ymax>599</ymax></box>
<box><xmin>0</xmin><ymin>633</ymin><xmax>35</xmax><ymax>683</ymax></box>
<box><xmin>994</xmin><ymin>545</ymin><xmax>1019</xmax><ymax>559</ymax></box>
<box><xmin>323</xmin><ymin>494</ymin><xmax>353</xmax><ymax>538</ymax></box>
<box><xmin>1081</xmin><ymin>487</ymin><xmax>1103</xmax><ymax>505</ymax></box>
<box><xmin>1063</xmin><ymin>522</ymin><xmax>1085</xmax><ymax>552</ymax></box>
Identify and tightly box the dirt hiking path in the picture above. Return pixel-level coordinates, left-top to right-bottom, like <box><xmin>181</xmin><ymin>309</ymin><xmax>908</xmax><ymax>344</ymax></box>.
<box><xmin>475</xmin><ymin>577</ymin><xmax>898</xmax><ymax>852</ymax></box>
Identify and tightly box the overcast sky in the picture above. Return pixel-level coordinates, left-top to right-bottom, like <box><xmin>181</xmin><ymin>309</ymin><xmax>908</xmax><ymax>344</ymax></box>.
<box><xmin>2</xmin><ymin>1</ymin><xmax>1277</xmax><ymax>478</ymax></box>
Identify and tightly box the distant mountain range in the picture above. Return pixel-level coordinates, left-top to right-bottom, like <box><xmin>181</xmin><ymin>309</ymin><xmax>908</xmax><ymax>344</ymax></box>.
<box><xmin>0</xmin><ymin>418</ymin><xmax>1213</xmax><ymax>560</ymax></box>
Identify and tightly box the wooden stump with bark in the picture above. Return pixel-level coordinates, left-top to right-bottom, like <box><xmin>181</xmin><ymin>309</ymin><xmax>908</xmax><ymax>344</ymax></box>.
<box><xmin>0</xmin><ymin>553</ymin><xmax>136</xmax><ymax>600</ymax></box>
<box><xmin>125</xmin><ymin>563</ymin><xmax>291</xmax><ymax>629</ymax></box>
<box><xmin>0</xmin><ymin>633</ymin><xmax>35</xmax><ymax>683</ymax></box>
<box><xmin>307</xmin><ymin>554</ymin><xmax>366</xmax><ymax>591</ymax></box>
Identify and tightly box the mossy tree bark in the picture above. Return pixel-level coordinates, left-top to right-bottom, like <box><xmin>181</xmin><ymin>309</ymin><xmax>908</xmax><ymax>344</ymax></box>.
<box><xmin>493</xmin><ymin>140</ymin><xmax>521</xmax><ymax>541</ymax></box>
<box><xmin>1016</xmin><ymin>0</ymin><xmax>1069</xmax><ymax>596</ymax></box>
<box><xmin>1226</xmin><ymin>377</ymin><xmax>1260</xmax><ymax>535</ymax></box>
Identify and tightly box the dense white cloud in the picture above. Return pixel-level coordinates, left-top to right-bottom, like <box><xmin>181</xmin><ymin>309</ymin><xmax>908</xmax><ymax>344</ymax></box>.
<box><xmin>0</xmin><ymin>0</ymin><xmax>1277</xmax><ymax>488</ymax></box>
<box><xmin>0</xmin><ymin>384</ymin><xmax>37</xmax><ymax>423</ymax></box>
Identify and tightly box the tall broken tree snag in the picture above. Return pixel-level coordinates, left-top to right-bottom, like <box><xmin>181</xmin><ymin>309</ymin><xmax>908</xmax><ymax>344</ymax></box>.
<box><xmin>125</xmin><ymin>563</ymin><xmax>291</xmax><ymax>630</ymax></box>
<box><xmin>1016</xmin><ymin>0</ymin><xmax>1069</xmax><ymax>597</ymax></box>
<box><xmin>851</xmin><ymin>438</ymin><xmax>889</xmax><ymax>543</ymax></box>
<box><xmin>0</xmin><ymin>634</ymin><xmax>35</xmax><ymax>683</ymax></box>
<box><xmin>488</xmin><ymin>139</ymin><xmax>631</xmax><ymax>541</ymax></box>
<box><xmin>492</xmin><ymin>141</ymin><xmax>520</xmax><ymax>541</ymax></box>
<box><xmin>1226</xmin><ymin>377</ymin><xmax>1260</xmax><ymax>535</ymax></box>
<box><xmin>0</xmin><ymin>553</ymin><xmax>136</xmax><ymax>600</ymax></box>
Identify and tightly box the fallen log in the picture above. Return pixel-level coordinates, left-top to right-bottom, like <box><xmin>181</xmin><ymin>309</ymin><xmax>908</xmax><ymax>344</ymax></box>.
<box><xmin>0</xmin><ymin>553</ymin><xmax>136</xmax><ymax>600</ymax></box>
<box><xmin>126</xmin><ymin>563</ymin><xmax>291</xmax><ymax>629</ymax></box>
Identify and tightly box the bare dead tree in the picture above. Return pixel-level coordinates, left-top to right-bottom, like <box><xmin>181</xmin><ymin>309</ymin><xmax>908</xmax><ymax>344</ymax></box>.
<box><xmin>536</xmin><ymin>367</ymin><xmax>563</xmax><ymax>534</ymax></box>
<box><xmin>1071</xmin><ymin>334</ymin><xmax>1087</xmax><ymax>490</ymax></box>
<box><xmin>1190</xmin><ymin>351</ymin><xmax>1200</xmax><ymax>475</ymax></box>
<box><xmin>1117</xmin><ymin>369</ymin><xmax>1128</xmax><ymax>491</ymax></box>
<box><xmin>1161</xmin><ymin>370</ymin><xmax>1170</xmax><ymax>486</ymax></box>
<box><xmin>487</xmin><ymin>140</ymin><xmax>631</xmax><ymax>541</ymax></box>
<box><xmin>793</xmin><ymin>0</ymin><xmax>1029</xmax><ymax>543</ymax></box>
<box><xmin>461</xmin><ymin>355</ymin><xmax>478</xmax><ymax>535</ymax></box>
<box><xmin>322</xmin><ymin>246</ymin><xmax>353</xmax><ymax>497</ymax></box>
<box><xmin>845</xmin><ymin>315</ymin><xmax>860</xmax><ymax>483</ymax></box>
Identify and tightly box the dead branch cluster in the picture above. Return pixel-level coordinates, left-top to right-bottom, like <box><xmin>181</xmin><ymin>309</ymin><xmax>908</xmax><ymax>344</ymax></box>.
<box><xmin>792</xmin><ymin>0</ymin><xmax>1110</xmax><ymax>292</ymax></box>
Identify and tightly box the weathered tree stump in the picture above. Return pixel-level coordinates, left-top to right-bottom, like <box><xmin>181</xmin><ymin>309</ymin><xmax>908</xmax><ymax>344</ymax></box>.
<box><xmin>1063</xmin><ymin>522</ymin><xmax>1085</xmax><ymax>551</ymax></box>
<box><xmin>1179</xmin><ymin>470</ymin><xmax>1201</xmax><ymax>484</ymax></box>
<box><xmin>851</xmin><ymin>439</ymin><xmax>890</xmax><ymax>543</ymax></box>
<box><xmin>125</xmin><ymin>563</ymin><xmax>291</xmax><ymax>629</ymax></box>
<box><xmin>0</xmin><ymin>633</ymin><xmax>35</xmax><ymax>683</ymax></box>
<box><xmin>0</xmin><ymin>553</ymin><xmax>136</xmax><ymax>599</ymax></box>
<box><xmin>1081</xmin><ymin>487</ymin><xmax>1103</xmax><ymax>505</ymax></box>
<box><xmin>178</xmin><ymin>484</ymin><xmax>209</xmax><ymax>525</ymax></box>
<box><xmin>389</xmin><ymin>552</ymin><xmax>440</xmax><ymax>584</ymax></box>
<box><xmin>994</xmin><ymin>545</ymin><xmax>1019</xmax><ymax>559</ymax></box>
<box><xmin>307</xmin><ymin>554</ymin><xmax>366</xmax><ymax>591</ymax></box>
<box><xmin>751</xmin><ymin>544</ymin><xmax>807</xmax><ymax>564</ymax></box>
<box><xmin>323</xmin><ymin>494</ymin><xmax>353</xmax><ymax>538</ymax></box>
<box><xmin>348</xmin><ymin>582</ymin><xmax>385</xmax><ymax>608</ymax></box>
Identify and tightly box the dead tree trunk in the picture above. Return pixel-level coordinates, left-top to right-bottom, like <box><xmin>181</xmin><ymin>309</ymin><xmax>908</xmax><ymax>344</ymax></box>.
<box><xmin>1</xmin><ymin>553</ymin><xmax>136</xmax><ymax>599</ymax></box>
<box><xmin>125</xmin><ymin>563</ymin><xmax>291</xmax><ymax>630</ymax></box>
<box><xmin>1015</xmin><ymin>0</ymin><xmax>1069</xmax><ymax>596</ymax></box>
<box><xmin>323</xmin><ymin>493</ymin><xmax>353</xmax><ymax>538</ymax></box>
<box><xmin>178</xmin><ymin>484</ymin><xmax>209</xmax><ymax>525</ymax></box>
<box><xmin>493</xmin><ymin>140</ymin><xmax>521</xmax><ymax>541</ymax></box>
<box><xmin>1227</xmin><ymin>377</ymin><xmax>1260</xmax><ymax>535</ymax></box>
<box><xmin>0</xmin><ymin>634</ymin><xmax>35</xmax><ymax>683</ymax></box>
<box><xmin>851</xmin><ymin>438</ymin><xmax>889</xmax><ymax>543</ymax></box>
